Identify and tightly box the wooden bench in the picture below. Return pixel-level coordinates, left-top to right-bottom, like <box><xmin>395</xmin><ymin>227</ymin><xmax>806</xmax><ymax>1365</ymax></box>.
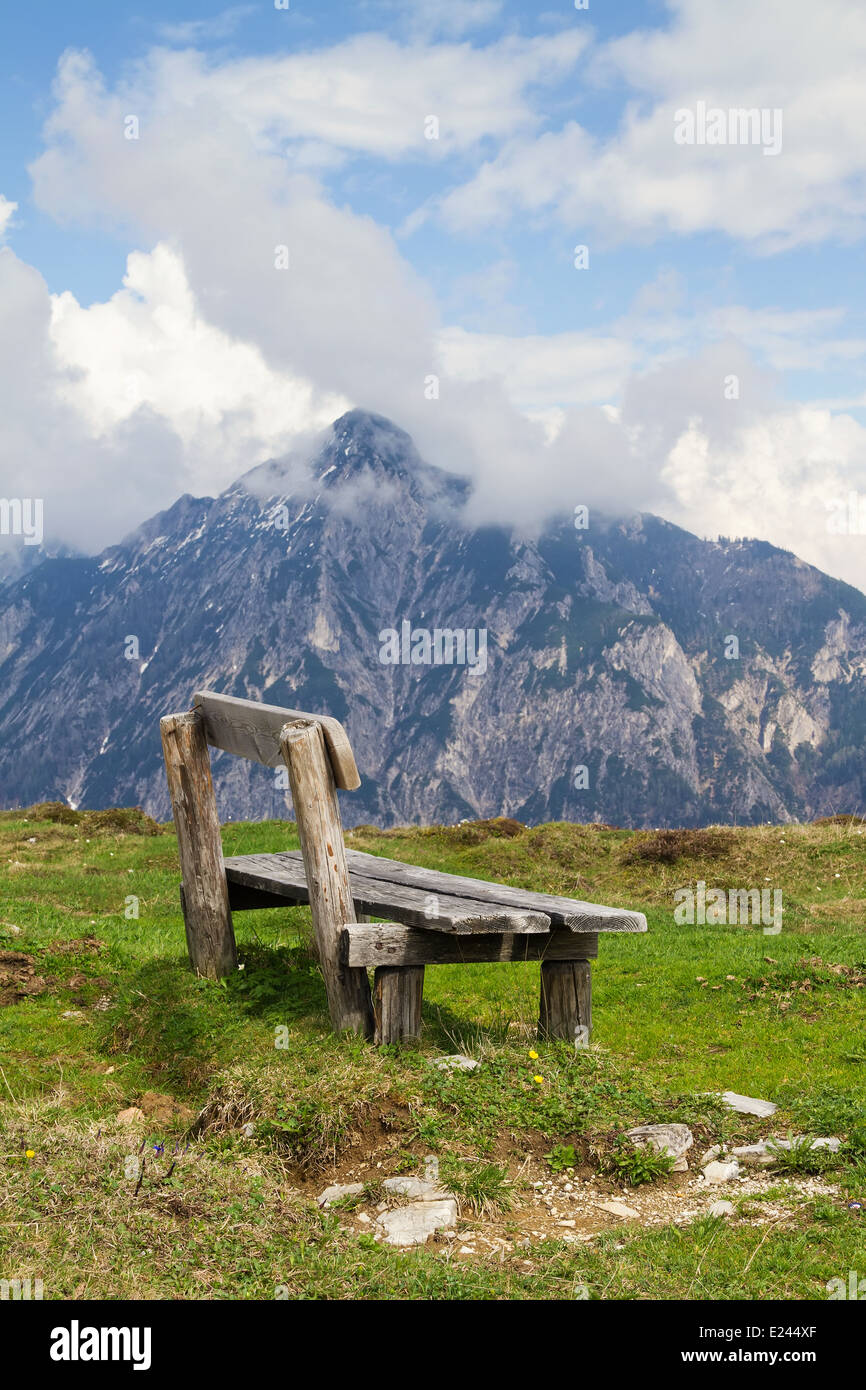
<box><xmin>160</xmin><ymin>690</ymin><xmax>647</xmax><ymax>1044</ymax></box>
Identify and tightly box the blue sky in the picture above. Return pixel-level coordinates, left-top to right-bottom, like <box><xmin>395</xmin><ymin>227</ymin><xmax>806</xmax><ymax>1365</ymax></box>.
<box><xmin>2</xmin><ymin>0</ymin><xmax>866</xmax><ymax>589</ymax></box>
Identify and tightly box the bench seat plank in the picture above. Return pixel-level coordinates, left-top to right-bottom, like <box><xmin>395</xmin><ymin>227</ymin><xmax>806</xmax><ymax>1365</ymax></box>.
<box><xmin>341</xmin><ymin>923</ymin><xmax>599</xmax><ymax>968</ymax></box>
<box><xmin>223</xmin><ymin>851</ymin><xmax>551</xmax><ymax>934</ymax></box>
<box><xmin>343</xmin><ymin>849</ymin><xmax>647</xmax><ymax>934</ymax></box>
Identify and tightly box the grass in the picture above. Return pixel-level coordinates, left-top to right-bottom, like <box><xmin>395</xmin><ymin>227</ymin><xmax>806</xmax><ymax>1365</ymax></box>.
<box><xmin>0</xmin><ymin>808</ymin><xmax>864</xmax><ymax>1299</ymax></box>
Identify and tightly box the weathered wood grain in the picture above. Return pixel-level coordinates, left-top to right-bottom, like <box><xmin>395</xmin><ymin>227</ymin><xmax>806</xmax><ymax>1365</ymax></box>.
<box><xmin>344</xmin><ymin>850</ymin><xmax>646</xmax><ymax>933</ymax></box>
<box><xmin>160</xmin><ymin>710</ymin><xmax>237</xmax><ymax>979</ymax></box>
<box><xmin>193</xmin><ymin>689</ymin><xmax>360</xmax><ymax>790</ymax></box>
<box><xmin>280</xmin><ymin>719</ymin><xmax>373</xmax><ymax>1036</ymax></box>
<box><xmin>223</xmin><ymin>851</ymin><xmax>550</xmax><ymax>934</ymax></box>
<box><xmin>341</xmin><ymin>923</ymin><xmax>599</xmax><ymax>967</ymax></box>
<box><xmin>538</xmin><ymin>960</ymin><xmax>592</xmax><ymax>1044</ymax></box>
<box><xmin>373</xmin><ymin>966</ymin><xmax>424</xmax><ymax>1044</ymax></box>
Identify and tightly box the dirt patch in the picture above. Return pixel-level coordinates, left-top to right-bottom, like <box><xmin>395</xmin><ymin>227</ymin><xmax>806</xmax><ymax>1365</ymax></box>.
<box><xmin>318</xmin><ymin>1144</ymin><xmax>847</xmax><ymax>1258</ymax></box>
<box><xmin>138</xmin><ymin>1091</ymin><xmax>196</xmax><ymax>1124</ymax></box>
<box><xmin>742</xmin><ymin>955</ymin><xmax>866</xmax><ymax>1012</ymax></box>
<box><xmin>0</xmin><ymin>950</ymin><xmax>49</xmax><ymax>1006</ymax></box>
<box><xmin>45</xmin><ymin>936</ymin><xmax>103</xmax><ymax>957</ymax></box>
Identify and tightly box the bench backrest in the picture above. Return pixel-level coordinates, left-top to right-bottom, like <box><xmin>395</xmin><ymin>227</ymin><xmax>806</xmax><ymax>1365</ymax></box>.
<box><xmin>192</xmin><ymin>689</ymin><xmax>360</xmax><ymax>791</ymax></box>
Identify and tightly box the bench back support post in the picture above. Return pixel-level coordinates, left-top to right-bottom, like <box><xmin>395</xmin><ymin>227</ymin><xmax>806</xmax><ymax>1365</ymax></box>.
<box><xmin>160</xmin><ymin>710</ymin><xmax>237</xmax><ymax>979</ymax></box>
<box><xmin>280</xmin><ymin>719</ymin><xmax>373</xmax><ymax>1038</ymax></box>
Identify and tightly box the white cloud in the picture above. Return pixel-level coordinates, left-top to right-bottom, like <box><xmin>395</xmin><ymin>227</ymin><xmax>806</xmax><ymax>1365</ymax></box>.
<box><xmin>50</xmin><ymin>243</ymin><xmax>347</xmax><ymax>482</ymax></box>
<box><xmin>0</xmin><ymin>196</ymin><xmax>17</xmax><ymax>241</ymax></box>
<box><xmin>0</xmin><ymin>247</ymin><xmax>187</xmax><ymax>557</ymax></box>
<box><xmin>436</xmin><ymin>325</ymin><xmax>637</xmax><ymax>409</ymax></box>
<box><xmin>156</xmin><ymin>6</ymin><xmax>256</xmax><ymax>44</ymax></box>
<box><xmin>37</xmin><ymin>30</ymin><xmax>586</xmax><ymax>177</ymax></box>
<box><xmin>438</xmin><ymin>0</ymin><xmax>866</xmax><ymax>249</ymax></box>
<box><xmin>372</xmin><ymin>0</ymin><xmax>505</xmax><ymax>40</ymax></box>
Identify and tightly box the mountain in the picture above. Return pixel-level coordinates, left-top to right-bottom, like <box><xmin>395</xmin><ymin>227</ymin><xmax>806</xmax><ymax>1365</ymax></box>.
<box><xmin>1</xmin><ymin>408</ymin><xmax>865</xmax><ymax>827</ymax></box>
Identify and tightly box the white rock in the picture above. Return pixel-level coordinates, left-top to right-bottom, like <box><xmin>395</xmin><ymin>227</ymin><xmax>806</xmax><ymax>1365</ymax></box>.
<box><xmin>430</xmin><ymin>1055</ymin><xmax>479</xmax><ymax>1072</ymax></box>
<box><xmin>719</xmin><ymin>1091</ymin><xmax>777</xmax><ymax>1118</ymax></box>
<box><xmin>702</xmin><ymin>1160</ymin><xmax>740</xmax><ymax>1183</ymax></box>
<box><xmin>768</xmin><ymin>1136</ymin><xmax>841</xmax><ymax>1154</ymax></box>
<box><xmin>732</xmin><ymin>1142</ymin><xmax>776</xmax><ymax>1165</ymax></box>
<box><xmin>709</xmin><ymin>1200</ymin><xmax>735</xmax><ymax>1217</ymax></box>
<box><xmin>375</xmin><ymin>1198</ymin><xmax>458</xmax><ymax>1246</ymax></box>
<box><xmin>703</xmin><ymin>1136</ymin><xmax>842</xmax><ymax>1168</ymax></box>
<box><xmin>598</xmin><ymin>1200</ymin><xmax>640</xmax><ymax>1220</ymax></box>
<box><xmin>317</xmin><ymin>1182</ymin><xmax>365</xmax><ymax>1208</ymax></box>
<box><xmin>626</xmin><ymin>1123</ymin><xmax>694</xmax><ymax>1171</ymax></box>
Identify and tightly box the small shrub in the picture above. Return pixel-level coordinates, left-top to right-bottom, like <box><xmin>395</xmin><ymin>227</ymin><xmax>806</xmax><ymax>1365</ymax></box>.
<box><xmin>606</xmin><ymin>1143</ymin><xmax>675</xmax><ymax>1186</ymax></box>
<box><xmin>440</xmin><ymin>1158</ymin><xmax>512</xmax><ymax>1215</ymax></box>
<box><xmin>81</xmin><ymin>807</ymin><xmax>163</xmax><ymax>836</ymax></box>
<box><xmin>544</xmin><ymin>1143</ymin><xmax>577</xmax><ymax>1174</ymax></box>
<box><xmin>621</xmin><ymin>828</ymin><xmax>732</xmax><ymax>865</ymax></box>
<box><xmin>26</xmin><ymin>801</ymin><xmax>81</xmax><ymax>825</ymax></box>
<box><xmin>812</xmin><ymin>814</ymin><xmax>866</xmax><ymax>827</ymax></box>
<box><xmin>438</xmin><ymin>817</ymin><xmax>525</xmax><ymax>845</ymax></box>
<box><xmin>768</xmin><ymin>1136</ymin><xmax>837</xmax><ymax>1175</ymax></box>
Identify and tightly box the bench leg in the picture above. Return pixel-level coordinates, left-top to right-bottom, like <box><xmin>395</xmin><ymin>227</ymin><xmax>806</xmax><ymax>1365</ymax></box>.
<box><xmin>538</xmin><ymin>960</ymin><xmax>591</xmax><ymax>1046</ymax></box>
<box><xmin>373</xmin><ymin>966</ymin><xmax>424</xmax><ymax>1044</ymax></box>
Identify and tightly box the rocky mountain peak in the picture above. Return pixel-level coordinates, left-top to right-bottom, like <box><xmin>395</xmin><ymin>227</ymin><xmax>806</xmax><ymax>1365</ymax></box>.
<box><xmin>0</xmin><ymin>411</ymin><xmax>864</xmax><ymax>827</ymax></box>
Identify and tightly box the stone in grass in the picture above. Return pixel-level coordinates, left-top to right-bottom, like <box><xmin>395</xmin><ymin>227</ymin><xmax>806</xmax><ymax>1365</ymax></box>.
<box><xmin>317</xmin><ymin>1182</ymin><xmax>365</xmax><ymax>1208</ymax></box>
<box><xmin>708</xmin><ymin>1200</ymin><xmax>735</xmax><ymax>1218</ymax></box>
<box><xmin>702</xmin><ymin>1142</ymin><xmax>769</xmax><ymax>1167</ymax></box>
<box><xmin>625</xmin><ymin>1123</ymin><xmax>694</xmax><ymax>1172</ymax></box>
<box><xmin>598</xmin><ymin>1199</ymin><xmax>640</xmax><ymax>1220</ymax></box>
<box><xmin>702</xmin><ymin>1159</ymin><xmax>740</xmax><ymax>1183</ymax></box>
<box><xmin>430</xmin><ymin>1055</ymin><xmax>480</xmax><ymax>1073</ymax></box>
<box><xmin>718</xmin><ymin>1091</ymin><xmax>777</xmax><ymax>1118</ymax></box>
<box><xmin>703</xmin><ymin>1137</ymin><xmax>841</xmax><ymax>1167</ymax></box>
<box><xmin>375</xmin><ymin>1198</ymin><xmax>458</xmax><ymax>1247</ymax></box>
<box><xmin>771</xmin><ymin>1136</ymin><xmax>841</xmax><ymax>1154</ymax></box>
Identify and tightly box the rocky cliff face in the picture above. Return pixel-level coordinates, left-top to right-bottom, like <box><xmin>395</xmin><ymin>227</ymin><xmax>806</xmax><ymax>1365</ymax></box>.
<box><xmin>1</xmin><ymin>409</ymin><xmax>864</xmax><ymax>827</ymax></box>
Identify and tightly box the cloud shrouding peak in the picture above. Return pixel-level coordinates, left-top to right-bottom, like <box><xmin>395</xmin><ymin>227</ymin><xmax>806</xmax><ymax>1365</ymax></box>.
<box><xmin>1</xmin><ymin>16</ymin><xmax>864</xmax><ymax>595</ymax></box>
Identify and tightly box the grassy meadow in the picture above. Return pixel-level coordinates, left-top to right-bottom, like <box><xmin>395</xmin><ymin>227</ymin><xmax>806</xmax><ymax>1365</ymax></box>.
<box><xmin>0</xmin><ymin>806</ymin><xmax>864</xmax><ymax>1300</ymax></box>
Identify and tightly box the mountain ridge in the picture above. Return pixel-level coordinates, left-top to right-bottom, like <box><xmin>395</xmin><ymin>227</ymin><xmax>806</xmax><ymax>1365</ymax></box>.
<box><xmin>1</xmin><ymin>409</ymin><xmax>864</xmax><ymax>827</ymax></box>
